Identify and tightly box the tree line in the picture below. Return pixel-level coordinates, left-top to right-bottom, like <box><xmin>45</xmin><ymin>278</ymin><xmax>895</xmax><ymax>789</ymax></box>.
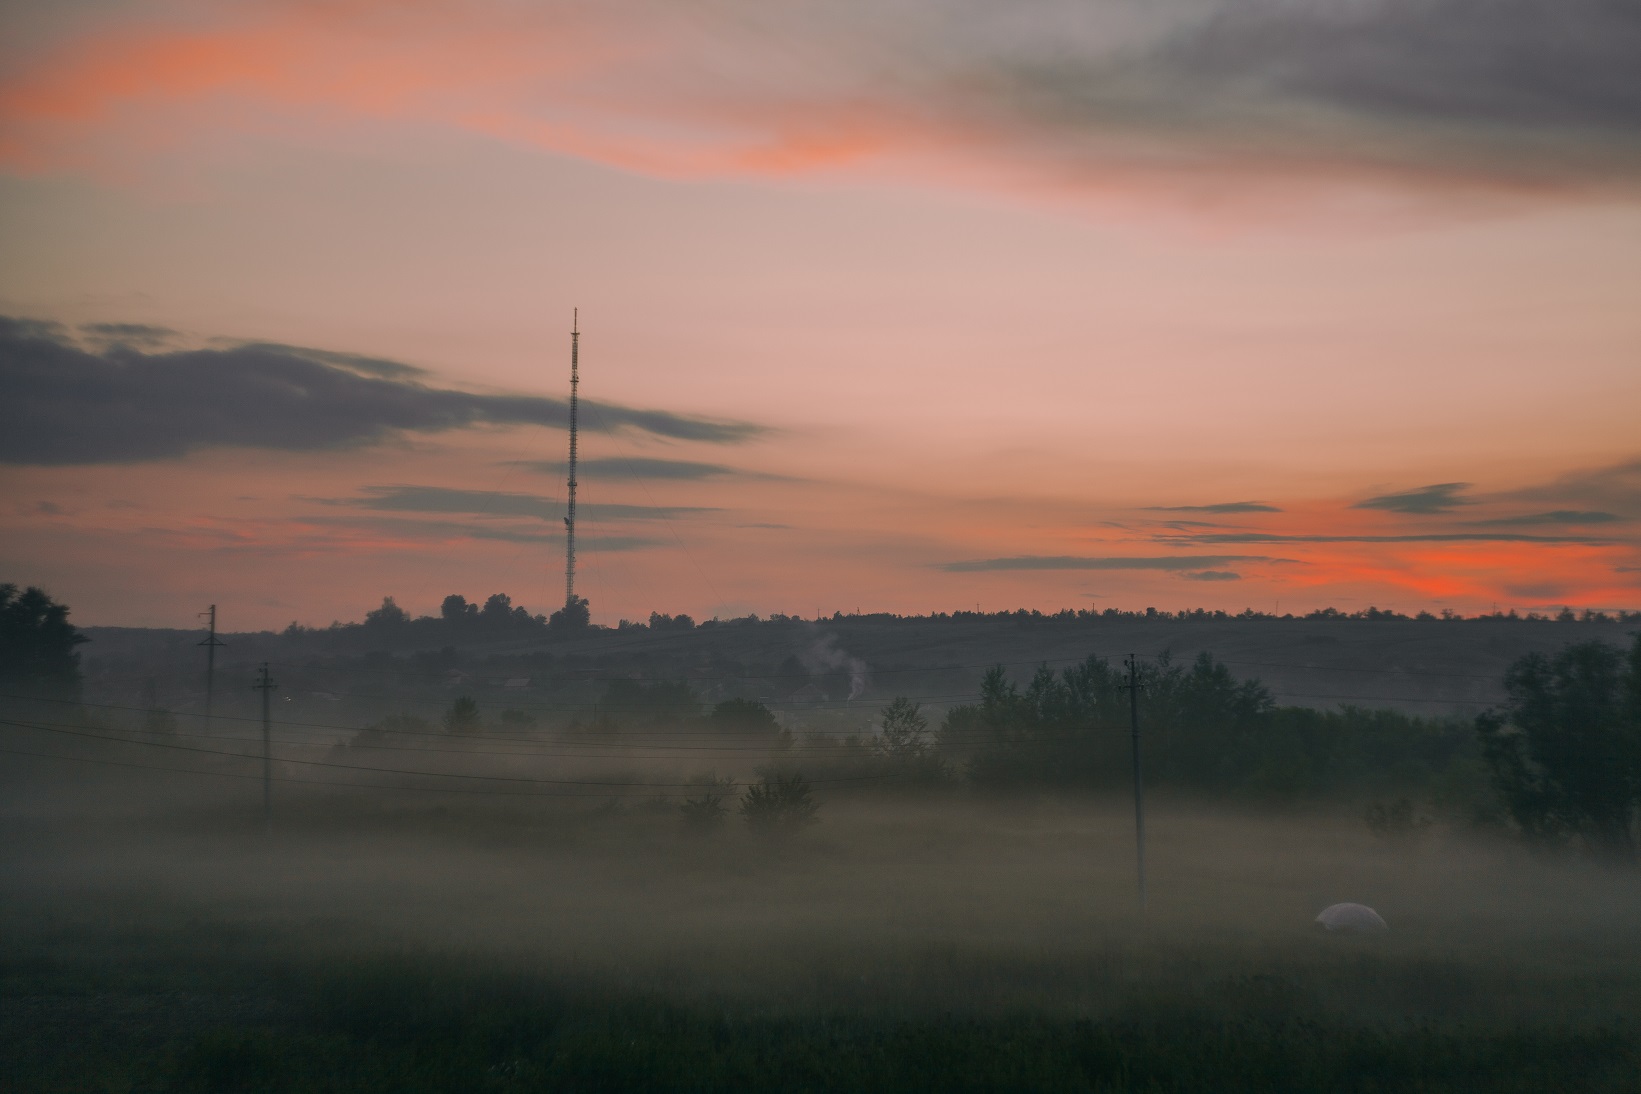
<box><xmin>5</xmin><ymin>583</ymin><xmax>1638</xmax><ymax>857</ymax></box>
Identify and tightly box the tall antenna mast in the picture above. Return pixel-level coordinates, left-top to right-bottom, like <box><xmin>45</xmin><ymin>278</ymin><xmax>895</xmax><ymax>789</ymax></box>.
<box><xmin>564</xmin><ymin>308</ymin><xmax>580</xmax><ymax>610</ymax></box>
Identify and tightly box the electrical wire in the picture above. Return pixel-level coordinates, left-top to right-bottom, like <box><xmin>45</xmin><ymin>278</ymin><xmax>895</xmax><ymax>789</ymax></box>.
<box><xmin>0</xmin><ymin>716</ymin><xmax>908</xmax><ymax>787</ymax></box>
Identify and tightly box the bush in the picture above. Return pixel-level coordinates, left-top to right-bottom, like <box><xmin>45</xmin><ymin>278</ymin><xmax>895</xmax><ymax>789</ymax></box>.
<box><xmin>679</xmin><ymin>793</ymin><xmax>728</xmax><ymax>834</ymax></box>
<box><xmin>680</xmin><ymin>774</ymin><xmax>735</xmax><ymax>834</ymax></box>
<box><xmin>740</xmin><ymin>773</ymin><xmax>819</xmax><ymax>837</ymax></box>
<box><xmin>442</xmin><ymin>695</ymin><xmax>481</xmax><ymax>734</ymax></box>
<box><xmin>709</xmin><ymin>698</ymin><xmax>784</xmax><ymax>741</ymax></box>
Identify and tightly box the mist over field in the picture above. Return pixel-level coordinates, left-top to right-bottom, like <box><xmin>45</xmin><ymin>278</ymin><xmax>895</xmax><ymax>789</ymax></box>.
<box><xmin>4</xmin><ymin>600</ymin><xmax>1640</xmax><ymax>1090</ymax></box>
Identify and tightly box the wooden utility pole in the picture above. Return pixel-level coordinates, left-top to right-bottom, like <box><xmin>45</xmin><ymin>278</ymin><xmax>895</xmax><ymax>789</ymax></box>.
<box><xmin>198</xmin><ymin>605</ymin><xmax>225</xmax><ymax>734</ymax></box>
<box><xmin>1124</xmin><ymin>654</ymin><xmax>1147</xmax><ymax>911</ymax></box>
<box><xmin>253</xmin><ymin>662</ymin><xmax>277</xmax><ymax>834</ymax></box>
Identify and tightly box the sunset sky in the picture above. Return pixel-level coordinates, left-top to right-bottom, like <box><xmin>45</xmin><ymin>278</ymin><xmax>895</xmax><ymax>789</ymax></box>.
<box><xmin>2</xmin><ymin>0</ymin><xmax>1638</xmax><ymax>629</ymax></box>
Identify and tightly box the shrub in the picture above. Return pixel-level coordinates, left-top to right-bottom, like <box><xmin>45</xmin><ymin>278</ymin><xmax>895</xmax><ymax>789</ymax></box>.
<box><xmin>442</xmin><ymin>695</ymin><xmax>481</xmax><ymax>734</ymax></box>
<box><xmin>679</xmin><ymin>793</ymin><xmax>728</xmax><ymax>834</ymax></box>
<box><xmin>680</xmin><ymin>774</ymin><xmax>735</xmax><ymax>834</ymax></box>
<box><xmin>740</xmin><ymin>773</ymin><xmax>819</xmax><ymax>837</ymax></box>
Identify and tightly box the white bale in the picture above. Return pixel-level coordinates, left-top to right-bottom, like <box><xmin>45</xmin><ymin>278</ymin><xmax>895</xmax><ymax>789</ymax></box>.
<box><xmin>1315</xmin><ymin>903</ymin><xmax>1388</xmax><ymax>933</ymax></box>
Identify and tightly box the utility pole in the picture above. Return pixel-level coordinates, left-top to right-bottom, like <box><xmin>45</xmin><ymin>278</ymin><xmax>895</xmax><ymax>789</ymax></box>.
<box><xmin>253</xmin><ymin>662</ymin><xmax>277</xmax><ymax>834</ymax></box>
<box><xmin>1123</xmin><ymin>654</ymin><xmax>1147</xmax><ymax>911</ymax></box>
<box><xmin>197</xmin><ymin>605</ymin><xmax>225</xmax><ymax>735</ymax></box>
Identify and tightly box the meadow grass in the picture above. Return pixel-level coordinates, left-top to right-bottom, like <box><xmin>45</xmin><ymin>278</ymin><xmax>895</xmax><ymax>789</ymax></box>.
<box><xmin>3</xmin><ymin>783</ymin><xmax>1638</xmax><ymax>1091</ymax></box>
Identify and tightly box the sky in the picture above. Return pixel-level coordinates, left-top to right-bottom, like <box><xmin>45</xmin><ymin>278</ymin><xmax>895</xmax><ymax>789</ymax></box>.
<box><xmin>1</xmin><ymin>0</ymin><xmax>1638</xmax><ymax>629</ymax></box>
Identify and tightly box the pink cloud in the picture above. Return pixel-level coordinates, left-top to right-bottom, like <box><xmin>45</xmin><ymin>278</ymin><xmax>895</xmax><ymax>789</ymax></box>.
<box><xmin>6</xmin><ymin>0</ymin><xmax>1636</xmax><ymax>213</ymax></box>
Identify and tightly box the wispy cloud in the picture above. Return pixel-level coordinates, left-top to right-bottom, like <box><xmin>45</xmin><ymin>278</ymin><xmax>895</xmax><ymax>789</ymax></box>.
<box><xmin>1183</xmin><ymin>570</ymin><xmax>1240</xmax><ymax>581</ymax></box>
<box><xmin>1161</xmin><ymin>531</ymin><xmax>1609</xmax><ymax>545</ymax></box>
<box><xmin>1503</xmin><ymin>457</ymin><xmax>1641</xmax><ymax>515</ymax></box>
<box><xmin>940</xmin><ymin>554</ymin><xmax>1271</xmax><ymax>573</ymax></box>
<box><xmin>508</xmin><ymin>457</ymin><xmax>790</xmax><ymax>481</ymax></box>
<box><xmin>319</xmin><ymin>485</ymin><xmax>716</xmax><ymax>522</ymax></box>
<box><xmin>1352</xmin><ymin>482</ymin><xmax>1473</xmax><ymax>514</ymax></box>
<box><xmin>0</xmin><ymin>315</ymin><xmax>763</xmax><ymax>465</ymax></box>
<box><xmin>1470</xmin><ymin>510</ymin><xmax>1623</xmax><ymax>526</ymax></box>
<box><xmin>1143</xmin><ymin>501</ymin><xmax>1281</xmax><ymax>514</ymax></box>
<box><xmin>306</xmin><ymin>514</ymin><xmax>663</xmax><ymax>550</ymax></box>
<box><xmin>79</xmin><ymin>321</ymin><xmax>180</xmax><ymax>351</ymax></box>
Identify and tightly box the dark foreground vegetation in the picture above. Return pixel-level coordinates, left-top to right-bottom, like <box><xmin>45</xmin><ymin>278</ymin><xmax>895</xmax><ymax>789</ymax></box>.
<box><xmin>13</xmin><ymin>959</ymin><xmax>1635</xmax><ymax>1093</ymax></box>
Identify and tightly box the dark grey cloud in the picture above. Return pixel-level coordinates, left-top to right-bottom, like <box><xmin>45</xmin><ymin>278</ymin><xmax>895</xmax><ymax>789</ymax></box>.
<box><xmin>1504</xmin><ymin>458</ymin><xmax>1641</xmax><ymax>515</ymax></box>
<box><xmin>941</xmin><ymin>554</ymin><xmax>1269</xmax><ymax>573</ymax></box>
<box><xmin>1143</xmin><ymin>501</ymin><xmax>1281</xmax><ymax>513</ymax></box>
<box><xmin>1170</xmin><ymin>1</ymin><xmax>1641</xmax><ymax>133</ymax></box>
<box><xmin>509</xmin><ymin>456</ymin><xmax>790</xmax><ymax>481</ymax></box>
<box><xmin>978</xmin><ymin>0</ymin><xmax>1641</xmax><ymax>189</ymax></box>
<box><xmin>0</xmin><ymin>316</ymin><xmax>763</xmax><ymax>465</ymax></box>
<box><xmin>79</xmin><ymin>322</ymin><xmax>179</xmax><ymax>351</ymax></box>
<box><xmin>1504</xmin><ymin>582</ymin><xmax>1568</xmax><ymax>600</ymax></box>
<box><xmin>324</xmin><ymin>485</ymin><xmax>714</xmax><ymax>522</ymax></box>
<box><xmin>1352</xmin><ymin>482</ymin><xmax>1473</xmax><ymax>514</ymax></box>
<box><xmin>1184</xmin><ymin>570</ymin><xmax>1240</xmax><ymax>581</ymax></box>
<box><xmin>225</xmin><ymin>341</ymin><xmax>430</xmax><ymax>380</ymax></box>
<box><xmin>1472</xmin><ymin>510</ymin><xmax>1623</xmax><ymax>527</ymax></box>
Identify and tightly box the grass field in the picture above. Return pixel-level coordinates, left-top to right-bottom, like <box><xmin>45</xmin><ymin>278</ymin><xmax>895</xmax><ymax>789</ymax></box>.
<box><xmin>3</xmin><ymin>773</ymin><xmax>1638</xmax><ymax>1091</ymax></box>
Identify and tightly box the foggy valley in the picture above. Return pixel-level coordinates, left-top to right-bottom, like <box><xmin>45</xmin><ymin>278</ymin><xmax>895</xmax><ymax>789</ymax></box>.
<box><xmin>4</xmin><ymin>596</ymin><xmax>1640</xmax><ymax>1090</ymax></box>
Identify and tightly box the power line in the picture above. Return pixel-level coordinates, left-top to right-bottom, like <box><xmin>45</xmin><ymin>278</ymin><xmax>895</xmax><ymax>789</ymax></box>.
<box><xmin>0</xmin><ymin>745</ymin><xmax>732</xmax><ymax>799</ymax></box>
<box><xmin>0</xmin><ymin>717</ymin><xmax>909</xmax><ymax>788</ymax></box>
<box><xmin>7</xmin><ymin>718</ymin><xmax>904</xmax><ymax>758</ymax></box>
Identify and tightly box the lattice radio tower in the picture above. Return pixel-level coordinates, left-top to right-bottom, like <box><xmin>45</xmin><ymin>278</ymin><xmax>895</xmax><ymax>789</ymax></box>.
<box><xmin>563</xmin><ymin>309</ymin><xmax>580</xmax><ymax>611</ymax></box>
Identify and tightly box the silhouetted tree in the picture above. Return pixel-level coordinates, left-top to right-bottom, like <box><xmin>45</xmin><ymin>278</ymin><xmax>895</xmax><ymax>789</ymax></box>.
<box><xmin>708</xmin><ymin>698</ymin><xmax>781</xmax><ymax>739</ymax></box>
<box><xmin>876</xmin><ymin>697</ymin><xmax>930</xmax><ymax>758</ymax></box>
<box><xmin>680</xmin><ymin>773</ymin><xmax>735</xmax><ymax>833</ymax></box>
<box><xmin>364</xmin><ymin>596</ymin><xmax>409</xmax><ymax>628</ymax></box>
<box><xmin>0</xmin><ymin>583</ymin><xmax>86</xmax><ymax>699</ymax></box>
<box><xmin>598</xmin><ymin>679</ymin><xmax>701</xmax><ymax>731</ymax></box>
<box><xmin>740</xmin><ymin>772</ymin><xmax>819</xmax><ymax>837</ymax></box>
<box><xmin>441</xmin><ymin>594</ymin><xmax>476</xmax><ymax>623</ymax></box>
<box><xmin>442</xmin><ymin>695</ymin><xmax>482</xmax><ymax>734</ymax></box>
<box><xmin>1476</xmin><ymin>636</ymin><xmax>1641</xmax><ymax>860</ymax></box>
<box><xmin>549</xmin><ymin>595</ymin><xmax>590</xmax><ymax>631</ymax></box>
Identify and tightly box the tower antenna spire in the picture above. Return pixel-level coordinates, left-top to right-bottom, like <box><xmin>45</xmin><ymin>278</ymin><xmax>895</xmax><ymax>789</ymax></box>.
<box><xmin>564</xmin><ymin>308</ymin><xmax>580</xmax><ymax>611</ymax></box>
